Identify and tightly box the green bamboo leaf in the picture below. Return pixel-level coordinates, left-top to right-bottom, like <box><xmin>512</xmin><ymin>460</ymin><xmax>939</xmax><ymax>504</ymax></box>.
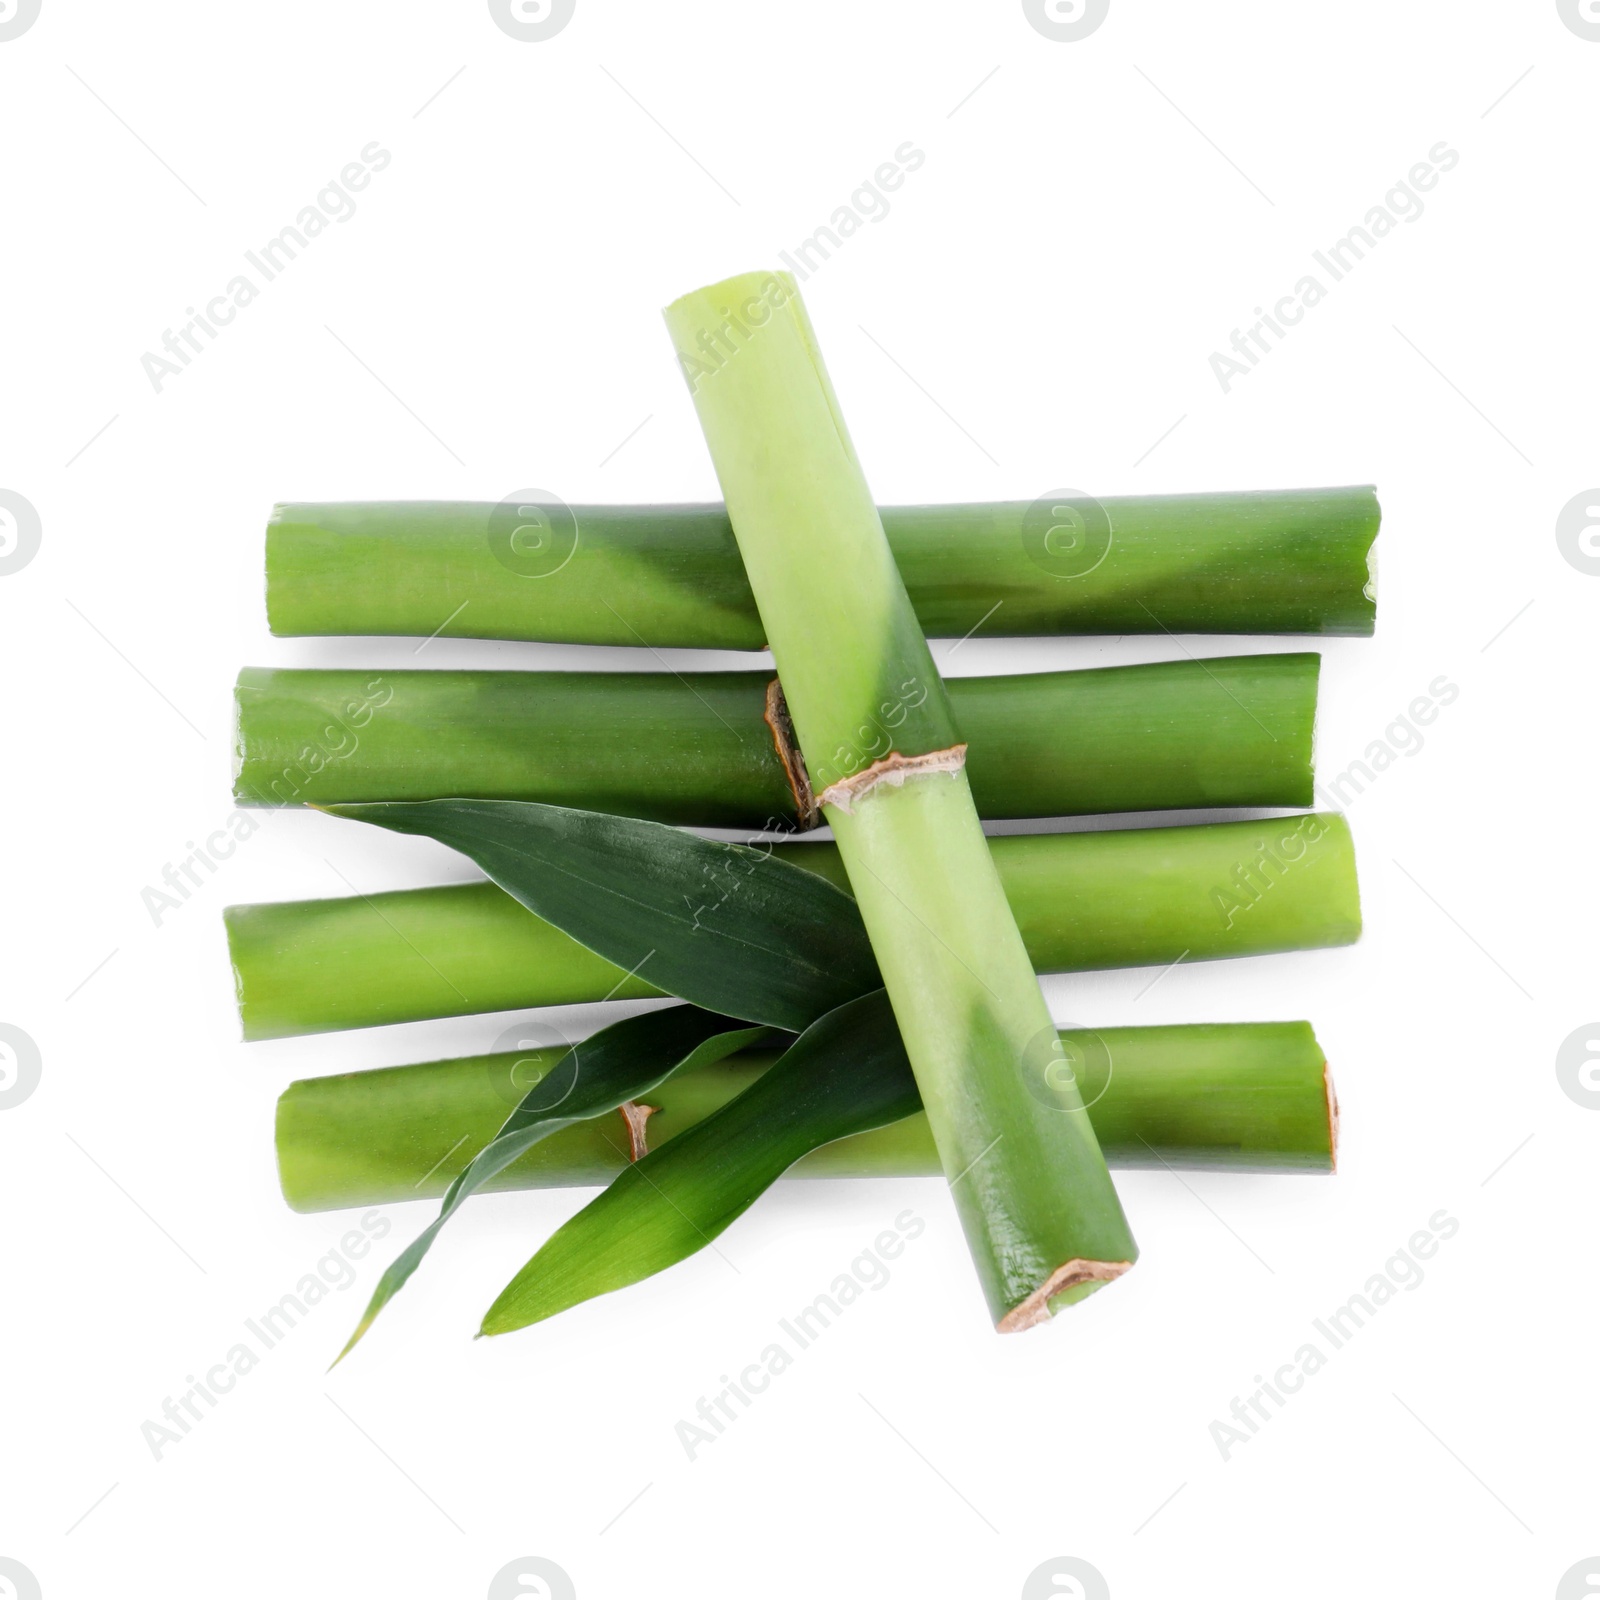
<box><xmin>480</xmin><ymin>990</ymin><xmax>917</xmax><ymax>1337</ymax></box>
<box><xmin>334</xmin><ymin>1004</ymin><xmax>770</xmax><ymax>1362</ymax></box>
<box><xmin>322</xmin><ymin>799</ymin><xmax>876</xmax><ymax>1032</ymax></box>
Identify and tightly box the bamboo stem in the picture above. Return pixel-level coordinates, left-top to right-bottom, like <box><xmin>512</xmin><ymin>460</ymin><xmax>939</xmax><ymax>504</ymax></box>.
<box><xmin>226</xmin><ymin>812</ymin><xmax>1360</xmax><ymax>1039</ymax></box>
<box><xmin>663</xmin><ymin>270</ymin><xmax>1135</xmax><ymax>1327</ymax></box>
<box><xmin>232</xmin><ymin>654</ymin><xmax>1320</xmax><ymax>825</ymax></box>
<box><xmin>265</xmin><ymin>489</ymin><xmax>1378</xmax><ymax>645</ymax></box>
<box><xmin>275</xmin><ymin>1022</ymin><xmax>1337</xmax><ymax>1212</ymax></box>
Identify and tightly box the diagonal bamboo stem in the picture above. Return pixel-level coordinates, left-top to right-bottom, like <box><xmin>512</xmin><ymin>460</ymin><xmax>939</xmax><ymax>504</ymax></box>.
<box><xmin>663</xmin><ymin>270</ymin><xmax>1136</xmax><ymax>1328</ymax></box>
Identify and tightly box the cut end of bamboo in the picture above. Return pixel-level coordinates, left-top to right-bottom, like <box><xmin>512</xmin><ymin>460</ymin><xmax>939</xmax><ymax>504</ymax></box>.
<box><xmin>1325</xmin><ymin>1060</ymin><xmax>1341</xmax><ymax>1175</ymax></box>
<box><xmin>1363</xmin><ymin>485</ymin><xmax>1381</xmax><ymax>610</ymax></box>
<box><xmin>818</xmin><ymin>744</ymin><xmax>968</xmax><ymax>814</ymax></box>
<box><xmin>997</xmin><ymin>1258</ymin><xmax>1133</xmax><ymax>1333</ymax></box>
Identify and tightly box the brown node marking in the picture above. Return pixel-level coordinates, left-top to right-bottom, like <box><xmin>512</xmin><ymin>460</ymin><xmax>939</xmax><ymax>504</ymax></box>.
<box><xmin>618</xmin><ymin>1102</ymin><xmax>658</xmax><ymax>1162</ymax></box>
<box><xmin>763</xmin><ymin>679</ymin><xmax>821</xmax><ymax>830</ymax></box>
<box><xmin>996</xmin><ymin>1258</ymin><xmax>1132</xmax><ymax>1333</ymax></box>
<box><xmin>817</xmin><ymin>744</ymin><xmax>968</xmax><ymax>814</ymax></box>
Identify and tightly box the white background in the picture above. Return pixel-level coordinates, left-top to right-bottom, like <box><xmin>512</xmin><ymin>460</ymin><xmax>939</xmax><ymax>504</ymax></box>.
<box><xmin>2</xmin><ymin>2</ymin><xmax>1596</xmax><ymax>1596</ymax></box>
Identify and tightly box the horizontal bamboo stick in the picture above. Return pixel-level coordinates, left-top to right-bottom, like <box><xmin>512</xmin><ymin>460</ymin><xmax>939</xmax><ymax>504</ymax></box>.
<box><xmin>276</xmin><ymin>1021</ymin><xmax>1337</xmax><ymax>1213</ymax></box>
<box><xmin>265</xmin><ymin>488</ymin><xmax>1378</xmax><ymax>646</ymax></box>
<box><xmin>226</xmin><ymin>813</ymin><xmax>1360</xmax><ymax>1039</ymax></box>
<box><xmin>232</xmin><ymin>654</ymin><xmax>1320</xmax><ymax>826</ymax></box>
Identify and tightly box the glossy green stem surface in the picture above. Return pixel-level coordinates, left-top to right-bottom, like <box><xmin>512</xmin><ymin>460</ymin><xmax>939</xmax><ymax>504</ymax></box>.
<box><xmin>226</xmin><ymin>813</ymin><xmax>1360</xmax><ymax>1040</ymax></box>
<box><xmin>665</xmin><ymin>269</ymin><xmax>1130</xmax><ymax>1331</ymax></box>
<box><xmin>231</xmin><ymin>654</ymin><xmax>1320</xmax><ymax>825</ymax></box>
<box><xmin>276</xmin><ymin>1022</ymin><xmax>1336</xmax><ymax>1213</ymax></box>
<box><xmin>266</xmin><ymin>489</ymin><xmax>1378</xmax><ymax>645</ymax></box>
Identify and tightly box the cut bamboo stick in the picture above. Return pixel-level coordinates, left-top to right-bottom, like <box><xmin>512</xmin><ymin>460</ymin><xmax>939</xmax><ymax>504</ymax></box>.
<box><xmin>226</xmin><ymin>812</ymin><xmax>1360</xmax><ymax>1039</ymax></box>
<box><xmin>265</xmin><ymin>489</ymin><xmax>1378</xmax><ymax>645</ymax></box>
<box><xmin>663</xmin><ymin>270</ymin><xmax>1134</xmax><ymax>1328</ymax></box>
<box><xmin>276</xmin><ymin>1022</ymin><xmax>1338</xmax><ymax>1212</ymax></box>
<box><xmin>232</xmin><ymin>654</ymin><xmax>1320</xmax><ymax>825</ymax></box>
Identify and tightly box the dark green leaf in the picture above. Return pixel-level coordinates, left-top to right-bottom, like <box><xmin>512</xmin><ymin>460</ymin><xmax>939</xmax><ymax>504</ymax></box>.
<box><xmin>334</xmin><ymin>1004</ymin><xmax>771</xmax><ymax>1362</ymax></box>
<box><xmin>479</xmin><ymin>990</ymin><xmax>919</xmax><ymax>1336</ymax></box>
<box><xmin>323</xmin><ymin>799</ymin><xmax>878</xmax><ymax>1032</ymax></box>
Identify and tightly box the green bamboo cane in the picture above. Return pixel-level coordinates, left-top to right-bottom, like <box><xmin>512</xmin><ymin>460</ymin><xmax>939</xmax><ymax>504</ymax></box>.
<box><xmin>265</xmin><ymin>489</ymin><xmax>1377</xmax><ymax>645</ymax></box>
<box><xmin>231</xmin><ymin>654</ymin><xmax>1320</xmax><ymax>825</ymax></box>
<box><xmin>664</xmin><ymin>271</ymin><xmax>1137</xmax><ymax>1329</ymax></box>
<box><xmin>227</xmin><ymin>812</ymin><xmax>1359</xmax><ymax>1040</ymax></box>
<box><xmin>277</xmin><ymin>1021</ymin><xmax>1337</xmax><ymax>1213</ymax></box>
